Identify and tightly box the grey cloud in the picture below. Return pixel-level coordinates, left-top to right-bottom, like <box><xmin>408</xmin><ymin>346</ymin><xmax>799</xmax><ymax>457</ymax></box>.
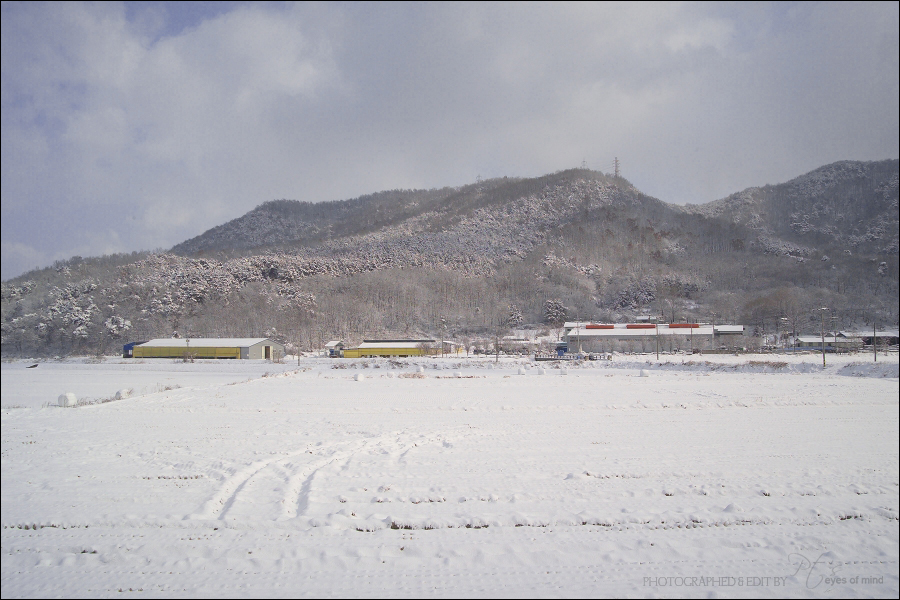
<box><xmin>2</xmin><ymin>1</ymin><xmax>897</xmax><ymax>280</ymax></box>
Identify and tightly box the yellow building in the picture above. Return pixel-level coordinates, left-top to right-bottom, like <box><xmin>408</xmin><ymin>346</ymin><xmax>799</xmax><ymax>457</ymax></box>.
<box><xmin>131</xmin><ymin>338</ymin><xmax>284</xmax><ymax>360</ymax></box>
<box><xmin>341</xmin><ymin>340</ymin><xmax>439</xmax><ymax>358</ymax></box>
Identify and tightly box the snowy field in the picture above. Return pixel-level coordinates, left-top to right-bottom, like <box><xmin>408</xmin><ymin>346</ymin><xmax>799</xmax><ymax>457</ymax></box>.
<box><xmin>2</xmin><ymin>353</ymin><xmax>898</xmax><ymax>598</ymax></box>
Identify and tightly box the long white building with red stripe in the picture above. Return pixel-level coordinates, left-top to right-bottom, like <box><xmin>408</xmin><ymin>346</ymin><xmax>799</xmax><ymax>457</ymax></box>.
<box><xmin>562</xmin><ymin>322</ymin><xmax>745</xmax><ymax>352</ymax></box>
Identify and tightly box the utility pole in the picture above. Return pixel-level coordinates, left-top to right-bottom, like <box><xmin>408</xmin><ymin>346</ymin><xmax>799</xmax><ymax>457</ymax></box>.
<box><xmin>655</xmin><ymin>321</ymin><xmax>659</xmax><ymax>360</ymax></box>
<box><xmin>613</xmin><ymin>157</ymin><xmax>620</xmax><ymax>178</ymax></box>
<box><xmin>495</xmin><ymin>316</ymin><xmax>500</xmax><ymax>365</ymax></box>
<box><xmin>780</xmin><ymin>317</ymin><xmax>789</xmax><ymax>352</ymax></box>
<box><xmin>874</xmin><ymin>319</ymin><xmax>877</xmax><ymax>362</ymax></box>
<box><xmin>820</xmin><ymin>308</ymin><xmax>827</xmax><ymax>368</ymax></box>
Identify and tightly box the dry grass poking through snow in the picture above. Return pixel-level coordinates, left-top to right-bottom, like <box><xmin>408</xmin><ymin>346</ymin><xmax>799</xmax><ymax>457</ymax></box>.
<box><xmin>747</xmin><ymin>360</ymin><xmax>789</xmax><ymax>369</ymax></box>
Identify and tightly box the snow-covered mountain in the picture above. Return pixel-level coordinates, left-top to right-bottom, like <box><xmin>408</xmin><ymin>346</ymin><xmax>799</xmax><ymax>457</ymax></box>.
<box><xmin>174</xmin><ymin>160</ymin><xmax>898</xmax><ymax>264</ymax></box>
<box><xmin>684</xmin><ymin>160</ymin><xmax>898</xmax><ymax>256</ymax></box>
<box><xmin>2</xmin><ymin>161</ymin><xmax>897</xmax><ymax>357</ymax></box>
<box><xmin>171</xmin><ymin>171</ymin><xmax>647</xmax><ymax>261</ymax></box>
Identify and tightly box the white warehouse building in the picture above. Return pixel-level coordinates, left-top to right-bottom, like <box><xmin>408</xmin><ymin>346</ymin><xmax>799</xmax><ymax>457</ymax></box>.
<box><xmin>563</xmin><ymin>322</ymin><xmax>745</xmax><ymax>353</ymax></box>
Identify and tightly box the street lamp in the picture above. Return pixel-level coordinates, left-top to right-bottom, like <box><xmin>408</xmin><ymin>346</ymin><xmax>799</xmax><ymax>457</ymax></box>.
<box><xmin>780</xmin><ymin>317</ymin><xmax>789</xmax><ymax>352</ymax></box>
<box><xmin>819</xmin><ymin>308</ymin><xmax>827</xmax><ymax>367</ymax></box>
<box><xmin>872</xmin><ymin>317</ymin><xmax>878</xmax><ymax>363</ymax></box>
<box><xmin>576</xmin><ymin>319</ymin><xmax>583</xmax><ymax>355</ymax></box>
<box><xmin>655</xmin><ymin>320</ymin><xmax>659</xmax><ymax>360</ymax></box>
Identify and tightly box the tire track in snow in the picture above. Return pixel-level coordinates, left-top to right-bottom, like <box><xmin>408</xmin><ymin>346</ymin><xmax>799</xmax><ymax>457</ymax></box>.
<box><xmin>282</xmin><ymin>431</ymin><xmax>450</xmax><ymax>520</ymax></box>
<box><xmin>189</xmin><ymin>453</ymin><xmax>302</xmax><ymax>521</ymax></box>
<box><xmin>190</xmin><ymin>432</ymin><xmax>409</xmax><ymax>522</ymax></box>
<box><xmin>280</xmin><ymin>439</ymin><xmax>374</xmax><ymax>520</ymax></box>
<box><xmin>189</xmin><ymin>443</ymin><xmax>359</xmax><ymax>521</ymax></box>
<box><xmin>190</xmin><ymin>429</ymin><xmax>461</xmax><ymax>523</ymax></box>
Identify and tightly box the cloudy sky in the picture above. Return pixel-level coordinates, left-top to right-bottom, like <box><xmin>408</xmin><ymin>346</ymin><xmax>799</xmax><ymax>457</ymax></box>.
<box><xmin>2</xmin><ymin>1</ymin><xmax>898</xmax><ymax>280</ymax></box>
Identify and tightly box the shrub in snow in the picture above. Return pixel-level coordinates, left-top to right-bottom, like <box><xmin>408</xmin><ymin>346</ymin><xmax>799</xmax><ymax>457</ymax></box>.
<box><xmin>543</xmin><ymin>299</ymin><xmax>568</xmax><ymax>326</ymax></box>
<box><xmin>58</xmin><ymin>392</ymin><xmax>77</xmax><ymax>407</ymax></box>
<box><xmin>399</xmin><ymin>372</ymin><xmax>426</xmax><ymax>379</ymax></box>
<box><xmin>506</xmin><ymin>305</ymin><xmax>523</xmax><ymax>328</ymax></box>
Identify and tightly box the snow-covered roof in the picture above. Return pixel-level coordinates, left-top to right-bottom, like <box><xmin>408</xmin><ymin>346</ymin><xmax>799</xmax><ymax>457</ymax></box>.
<box><xmin>566</xmin><ymin>325</ymin><xmax>715</xmax><ymax>338</ymax></box>
<box><xmin>138</xmin><ymin>338</ymin><xmax>276</xmax><ymax>348</ymax></box>
<box><xmin>714</xmin><ymin>325</ymin><xmax>745</xmax><ymax>334</ymax></box>
<box><xmin>563</xmin><ymin>321</ymin><xmax>597</xmax><ymax>329</ymax></box>
<box><xmin>357</xmin><ymin>341</ymin><xmax>434</xmax><ymax>350</ymax></box>
<box><xmin>563</xmin><ymin>323</ymin><xmax>745</xmax><ymax>336</ymax></box>
<box><xmin>840</xmin><ymin>330</ymin><xmax>899</xmax><ymax>338</ymax></box>
<box><xmin>794</xmin><ymin>336</ymin><xmax>853</xmax><ymax>344</ymax></box>
<box><xmin>564</xmin><ymin>321</ymin><xmax>655</xmax><ymax>329</ymax></box>
<box><xmin>325</xmin><ymin>340</ymin><xmax>344</xmax><ymax>349</ymax></box>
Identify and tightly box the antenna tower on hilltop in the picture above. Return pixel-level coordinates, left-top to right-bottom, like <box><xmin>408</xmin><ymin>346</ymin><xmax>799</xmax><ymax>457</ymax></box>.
<box><xmin>613</xmin><ymin>157</ymin><xmax>620</xmax><ymax>178</ymax></box>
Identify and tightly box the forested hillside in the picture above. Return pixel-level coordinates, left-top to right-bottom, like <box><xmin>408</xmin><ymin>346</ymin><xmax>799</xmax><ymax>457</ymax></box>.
<box><xmin>686</xmin><ymin>160</ymin><xmax>898</xmax><ymax>256</ymax></box>
<box><xmin>2</xmin><ymin>161</ymin><xmax>897</xmax><ymax>357</ymax></box>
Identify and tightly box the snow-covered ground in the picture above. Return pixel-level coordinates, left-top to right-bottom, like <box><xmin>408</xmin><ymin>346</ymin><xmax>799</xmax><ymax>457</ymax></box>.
<box><xmin>2</xmin><ymin>353</ymin><xmax>898</xmax><ymax>598</ymax></box>
<box><xmin>1</xmin><ymin>358</ymin><xmax>303</xmax><ymax>410</ymax></box>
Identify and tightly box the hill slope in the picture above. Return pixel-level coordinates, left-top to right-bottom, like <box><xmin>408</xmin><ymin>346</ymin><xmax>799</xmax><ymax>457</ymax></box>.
<box><xmin>2</xmin><ymin>161</ymin><xmax>897</xmax><ymax>357</ymax></box>
<box><xmin>685</xmin><ymin>160</ymin><xmax>899</xmax><ymax>255</ymax></box>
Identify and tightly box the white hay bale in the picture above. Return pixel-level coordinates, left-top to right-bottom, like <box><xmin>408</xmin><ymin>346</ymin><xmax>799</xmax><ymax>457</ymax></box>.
<box><xmin>639</xmin><ymin>369</ymin><xmax>649</xmax><ymax>377</ymax></box>
<box><xmin>386</xmin><ymin>371</ymin><xmax>396</xmax><ymax>379</ymax></box>
<box><xmin>560</xmin><ymin>368</ymin><xmax>568</xmax><ymax>375</ymax></box>
<box><xmin>417</xmin><ymin>366</ymin><xmax>426</xmax><ymax>373</ymax></box>
<box><xmin>58</xmin><ymin>392</ymin><xmax>77</xmax><ymax>407</ymax></box>
<box><xmin>537</xmin><ymin>368</ymin><xmax>546</xmax><ymax>375</ymax></box>
<box><xmin>454</xmin><ymin>371</ymin><xmax>463</xmax><ymax>378</ymax></box>
<box><xmin>355</xmin><ymin>373</ymin><xmax>365</xmax><ymax>381</ymax></box>
<box><xmin>518</xmin><ymin>367</ymin><xmax>527</xmax><ymax>375</ymax></box>
<box><xmin>115</xmin><ymin>389</ymin><xmax>132</xmax><ymax>400</ymax></box>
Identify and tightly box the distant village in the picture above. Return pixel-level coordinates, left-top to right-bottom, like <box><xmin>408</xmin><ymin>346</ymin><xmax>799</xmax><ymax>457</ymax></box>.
<box><xmin>122</xmin><ymin>318</ymin><xmax>899</xmax><ymax>361</ymax></box>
